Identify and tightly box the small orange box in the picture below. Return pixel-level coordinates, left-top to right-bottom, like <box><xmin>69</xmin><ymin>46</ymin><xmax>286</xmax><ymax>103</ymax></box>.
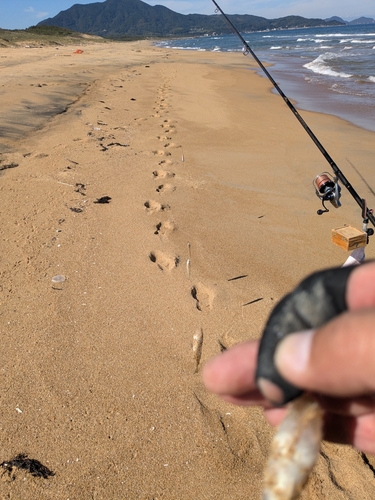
<box><xmin>331</xmin><ymin>225</ymin><xmax>367</xmax><ymax>251</ymax></box>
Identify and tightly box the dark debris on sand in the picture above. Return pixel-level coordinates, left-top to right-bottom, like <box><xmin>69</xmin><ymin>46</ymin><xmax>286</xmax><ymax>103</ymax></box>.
<box><xmin>0</xmin><ymin>162</ymin><xmax>19</xmax><ymax>171</ymax></box>
<box><xmin>94</xmin><ymin>196</ymin><xmax>111</xmax><ymax>204</ymax></box>
<box><xmin>1</xmin><ymin>453</ymin><xmax>55</xmax><ymax>479</ymax></box>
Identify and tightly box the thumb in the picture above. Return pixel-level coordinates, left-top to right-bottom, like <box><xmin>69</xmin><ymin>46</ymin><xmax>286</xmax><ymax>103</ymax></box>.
<box><xmin>275</xmin><ymin>308</ymin><xmax>375</xmax><ymax>398</ymax></box>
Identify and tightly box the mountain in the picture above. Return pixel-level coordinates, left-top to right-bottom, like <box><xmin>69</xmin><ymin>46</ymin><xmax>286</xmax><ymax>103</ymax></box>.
<box><xmin>37</xmin><ymin>0</ymin><xmax>344</xmax><ymax>38</ymax></box>
<box><xmin>325</xmin><ymin>16</ymin><xmax>346</xmax><ymax>24</ymax></box>
<box><xmin>348</xmin><ymin>17</ymin><xmax>375</xmax><ymax>25</ymax></box>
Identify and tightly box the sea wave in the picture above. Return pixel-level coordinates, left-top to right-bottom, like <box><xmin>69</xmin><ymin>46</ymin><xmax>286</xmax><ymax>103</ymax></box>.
<box><xmin>304</xmin><ymin>53</ymin><xmax>352</xmax><ymax>78</ymax></box>
<box><xmin>316</xmin><ymin>33</ymin><xmax>375</xmax><ymax>37</ymax></box>
<box><xmin>338</xmin><ymin>38</ymin><xmax>375</xmax><ymax>44</ymax></box>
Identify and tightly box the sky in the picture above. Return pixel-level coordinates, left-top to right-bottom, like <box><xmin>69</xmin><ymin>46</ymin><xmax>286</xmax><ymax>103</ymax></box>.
<box><xmin>1</xmin><ymin>0</ymin><xmax>375</xmax><ymax>30</ymax></box>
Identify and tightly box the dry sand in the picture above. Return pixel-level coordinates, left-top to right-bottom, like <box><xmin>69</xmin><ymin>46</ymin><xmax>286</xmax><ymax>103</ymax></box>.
<box><xmin>1</xmin><ymin>40</ymin><xmax>375</xmax><ymax>499</ymax></box>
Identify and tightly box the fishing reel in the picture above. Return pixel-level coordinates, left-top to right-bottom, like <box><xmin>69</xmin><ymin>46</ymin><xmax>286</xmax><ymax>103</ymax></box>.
<box><xmin>313</xmin><ymin>172</ymin><xmax>341</xmax><ymax>215</ymax></box>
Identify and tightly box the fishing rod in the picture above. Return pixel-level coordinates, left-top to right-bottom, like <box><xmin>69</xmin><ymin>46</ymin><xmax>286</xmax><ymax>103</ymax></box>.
<box><xmin>211</xmin><ymin>0</ymin><xmax>375</xmax><ymax>236</ymax></box>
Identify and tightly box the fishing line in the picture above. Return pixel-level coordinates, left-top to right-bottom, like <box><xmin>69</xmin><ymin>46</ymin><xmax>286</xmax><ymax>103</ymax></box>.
<box><xmin>211</xmin><ymin>0</ymin><xmax>375</xmax><ymax>230</ymax></box>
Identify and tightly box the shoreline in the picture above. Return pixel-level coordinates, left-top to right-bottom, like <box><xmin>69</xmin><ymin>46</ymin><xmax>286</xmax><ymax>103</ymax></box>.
<box><xmin>153</xmin><ymin>38</ymin><xmax>375</xmax><ymax>134</ymax></box>
<box><xmin>265</xmin><ymin>56</ymin><xmax>375</xmax><ymax>134</ymax></box>
<box><xmin>1</xmin><ymin>41</ymin><xmax>375</xmax><ymax>499</ymax></box>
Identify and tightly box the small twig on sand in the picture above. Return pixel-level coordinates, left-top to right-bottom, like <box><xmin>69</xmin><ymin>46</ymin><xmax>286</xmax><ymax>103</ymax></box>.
<box><xmin>57</xmin><ymin>181</ymin><xmax>74</xmax><ymax>187</ymax></box>
<box><xmin>65</xmin><ymin>158</ymin><xmax>79</xmax><ymax>165</ymax></box>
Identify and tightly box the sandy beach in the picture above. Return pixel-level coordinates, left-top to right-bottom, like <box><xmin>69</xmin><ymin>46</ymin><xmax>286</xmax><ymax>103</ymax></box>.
<box><xmin>1</xmin><ymin>40</ymin><xmax>375</xmax><ymax>499</ymax></box>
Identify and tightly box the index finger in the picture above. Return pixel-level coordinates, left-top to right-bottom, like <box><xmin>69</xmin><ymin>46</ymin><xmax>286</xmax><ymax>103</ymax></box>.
<box><xmin>203</xmin><ymin>340</ymin><xmax>259</xmax><ymax>397</ymax></box>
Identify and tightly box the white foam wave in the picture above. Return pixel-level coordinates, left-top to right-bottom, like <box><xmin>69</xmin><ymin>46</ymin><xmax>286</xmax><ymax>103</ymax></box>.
<box><xmin>338</xmin><ymin>38</ymin><xmax>375</xmax><ymax>44</ymax></box>
<box><xmin>270</xmin><ymin>46</ymin><xmax>282</xmax><ymax>50</ymax></box>
<box><xmin>368</xmin><ymin>76</ymin><xmax>375</xmax><ymax>83</ymax></box>
<box><xmin>304</xmin><ymin>53</ymin><xmax>352</xmax><ymax>78</ymax></box>
<box><xmin>169</xmin><ymin>46</ymin><xmax>198</xmax><ymax>50</ymax></box>
<box><xmin>316</xmin><ymin>33</ymin><xmax>375</xmax><ymax>37</ymax></box>
<box><xmin>260</xmin><ymin>34</ymin><xmax>290</xmax><ymax>39</ymax></box>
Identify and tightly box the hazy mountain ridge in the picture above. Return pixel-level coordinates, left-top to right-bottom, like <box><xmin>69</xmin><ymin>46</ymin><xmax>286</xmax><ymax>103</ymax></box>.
<box><xmin>326</xmin><ymin>16</ymin><xmax>375</xmax><ymax>25</ymax></box>
<box><xmin>37</xmin><ymin>0</ymin><xmax>345</xmax><ymax>38</ymax></box>
<box><xmin>348</xmin><ymin>16</ymin><xmax>375</xmax><ymax>25</ymax></box>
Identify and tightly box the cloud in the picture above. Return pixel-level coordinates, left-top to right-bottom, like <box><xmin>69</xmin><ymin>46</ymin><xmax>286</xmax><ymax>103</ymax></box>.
<box><xmin>23</xmin><ymin>6</ymin><xmax>49</xmax><ymax>20</ymax></box>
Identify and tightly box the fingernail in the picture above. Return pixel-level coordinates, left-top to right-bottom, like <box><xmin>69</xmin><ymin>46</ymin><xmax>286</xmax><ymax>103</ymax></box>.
<box><xmin>275</xmin><ymin>329</ymin><xmax>315</xmax><ymax>379</ymax></box>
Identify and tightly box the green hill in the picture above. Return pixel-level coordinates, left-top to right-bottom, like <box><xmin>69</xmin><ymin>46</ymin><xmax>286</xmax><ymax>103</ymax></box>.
<box><xmin>37</xmin><ymin>0</ymin><xmax>343</xmax><ymax>38</ymax></box>
<box><xmin>0</xmin><ymin>25</ymin><xmax>105</xmax><ymax>47</ymax></box>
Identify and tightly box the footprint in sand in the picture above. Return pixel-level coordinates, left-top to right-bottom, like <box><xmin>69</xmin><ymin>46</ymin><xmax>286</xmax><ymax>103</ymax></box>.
<box><xmin>160</xmin><ymin>120</ymin><xmax>176</xmax><ymax>130</ymax></box>
<box><xmin>163</xmin><ymin>142</ymin><xmax>179</xmax><ymax>149</ymax></box>
<box><xmin>154</xmin><ymin>220</ymin><xmax>177</xmax><ymax>236</ymax></box>
<box><xmin>155</xmin><ymin>183</ymin><xmax>176</xmax><ymax>194</ymax></box>
<box><xmin>157</xmin><ymin>135</ymin><xmax>172</xmax><ymax>141</ymax></box>
<box><xmin>144</xmin><ymin>200</ymin><xmax>170</xmax><ymax>214</ymax></box>
<box><xmin>191</xmin><ymin>283</ymin><xmax>215</xmax><ymax>312</ymax></box>
<box><xmin>149</xmin><ymin>251</ymin><xmax>179</xmax><ymax>271</ymax></box>
<box><xmin>153</xmin><ymin>150</ymin><xmax>171</xmax><ymax>157</ymax></box>
<box><xmin>152</xmin><ymin>170</ymin><xmax>175</xmax><ymax>180</ymax></box>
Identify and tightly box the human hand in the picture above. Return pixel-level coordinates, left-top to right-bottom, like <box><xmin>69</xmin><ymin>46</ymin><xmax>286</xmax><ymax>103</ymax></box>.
<box><xmin>203</xmin><ymin>261</ymin><xmax>375</xmax><ymax>454</ymax></box>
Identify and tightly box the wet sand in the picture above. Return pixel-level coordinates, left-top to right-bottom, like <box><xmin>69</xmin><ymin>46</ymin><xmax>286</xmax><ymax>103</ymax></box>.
<box><xmin>1</xmin><ymin>40</ymin><xmax>375</xmax><ymax>499</ymax></box>
<box><xmin>267</xmin><ymin>57</ymin><xmax>375</xmax><ymax>134</ymax></box>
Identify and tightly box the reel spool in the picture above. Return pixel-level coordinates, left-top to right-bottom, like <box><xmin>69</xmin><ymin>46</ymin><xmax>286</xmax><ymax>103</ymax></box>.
<box><xmin>313</xmin><ymin>172</ymin><xmax>341</xmax><ymax>214</ymax></box>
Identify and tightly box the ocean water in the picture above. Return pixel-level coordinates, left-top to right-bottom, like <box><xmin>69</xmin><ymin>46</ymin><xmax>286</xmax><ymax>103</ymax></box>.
<box><xmin>156</xmin><ymin>24</ymin><xmax>375</xmax><ymax>132</ymax></box>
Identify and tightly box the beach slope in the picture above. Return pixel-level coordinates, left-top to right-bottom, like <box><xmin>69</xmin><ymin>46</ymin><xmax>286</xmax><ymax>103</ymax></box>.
<box><xmin>1</xmin><ymin>41</ymin><xmax>375</xmax><ymax>499</ymax></box>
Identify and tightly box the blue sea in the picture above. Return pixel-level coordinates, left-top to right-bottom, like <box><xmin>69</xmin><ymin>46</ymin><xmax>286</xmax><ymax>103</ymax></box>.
<box><xmin>155</xmin><ymin>24</ymin><xmax>375</xmax><ymax>132</ymax></box>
